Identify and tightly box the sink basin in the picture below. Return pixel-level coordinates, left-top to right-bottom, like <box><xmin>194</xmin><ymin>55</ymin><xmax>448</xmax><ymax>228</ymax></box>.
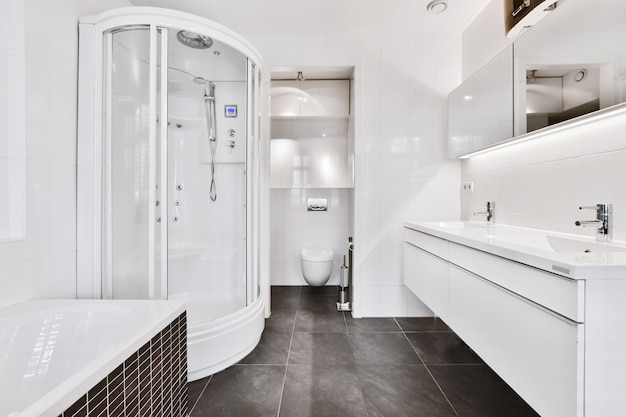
<box><xmin>431</xmin><ymin>221</ymin><xmax>494</xmax><ymax>229</ymax></box>
<box><xmin>487</xmin><ymin>234</ymin><xmax>626</xmax><ymax>254</ymax></box>
<box><xmin>547</xmin><ymin>236</ymin><xmax>626</xmax><ymax>253</ymax></box>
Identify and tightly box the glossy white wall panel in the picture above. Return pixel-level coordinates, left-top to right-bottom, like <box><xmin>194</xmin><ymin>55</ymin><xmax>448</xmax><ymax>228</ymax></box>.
<box><xmin>379</xmin><ymin>229</ymin><xmax>404</xmax><ymax>286</ymax></box>
<box><xmin>0</xmin><ymin>54</ymin><xmax>7</xmax><ymax>158</ymax></box>
<box><xmin>323</xmin><ymin>34</ymin><xmax>381</xmax><ymax>67</ymax></box>
<box><xmin>300</xmin><ymin>80</ymin><xmax>349</xmax><ymax>116</ymax></box>
<box><xmin>0</xmin><ymin>262</ymin><xmax>24</xmax><ymax>309</ymax></box>
<box><xmin>381</xmin><ymin>33</ymin><xmax>409</xmax><ymax>69</ymax></box>
<box><xmin>24</xmin><ymin>161</ymin><xmax>76</xmax><ymax>259</ymax></box>
<box><xmin>360</xmin><ymin>285</ymin><xmax>411</xmax><ymax>317</ymax></box>
<box><xmin>461</xmin><ymin>0</ymin><xmax>511</xmax><ymax>78</ymax></box>
<box><xmin>584</xmin><ymin>279</ymin><xmax>626</xmax><ymax>417</ymax></box>
<box><xmin>271</xmin><ymin>81</ymin><xmax>301</xmax><ymax>116</ymax></box>
<box><xmin>24</xmin><ymin>252</ymin><xmax>76</xmax><ymax>300</ymax></box>
<box><xmin>461</xmin><ymin>109</ymin><xmax>626</xmax><ymax>241</ymax></box>
<box><xmin>25</xmin><ymin>60</ymin><xmax>77</xmax><ymax>165</ymax></box>
<box><xmin>270</xmin><ymin>136</ymin><xmax>351</xmax><ymax>188</ymax></box>
<box><xmin>0</xmin><ymin>0</ymin><xmax>134</xmax><ymax>307</ymax></box>
<box><xmin>24</xmin><ymin>1</ymin><xmax>70</xmax><ymax>76</ymax></box>
<box><xmin>0</xmin><ymin>159</ymin><xmax>8</xmax><ymax>236</ymax></box>
<box><xmin>575</xmin><ymin>112</ymin><xmax>626</xmax><ymax>155</ymax></box>
<box><xmin>270</xmin><ymin>188</ymin><xmax>350</xmax><ymax>286</ymax></box>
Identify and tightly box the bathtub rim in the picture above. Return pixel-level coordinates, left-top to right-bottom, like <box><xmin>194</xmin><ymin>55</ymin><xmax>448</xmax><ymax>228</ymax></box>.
<box><xmin>0</xmin><ymin>299</ymin><xmax>185</xmax><ymax>417</ymax></box>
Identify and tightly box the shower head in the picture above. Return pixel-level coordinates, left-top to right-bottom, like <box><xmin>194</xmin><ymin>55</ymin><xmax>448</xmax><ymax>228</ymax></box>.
<box><xmin>193</xmin><ymin>76</ymin><xmax>215</xmax><ymax>97</ymax></box>
<box><xmin>177</xmin><ymin>30</ymin><xmax>213</xmax><ymax>49</ymax></box>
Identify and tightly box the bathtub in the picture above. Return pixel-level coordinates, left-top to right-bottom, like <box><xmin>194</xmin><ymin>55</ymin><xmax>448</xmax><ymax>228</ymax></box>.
<box><xmin>0</xmin><ymin>299</ymin><xmax>186</xmax><ymax>417</ymax></box>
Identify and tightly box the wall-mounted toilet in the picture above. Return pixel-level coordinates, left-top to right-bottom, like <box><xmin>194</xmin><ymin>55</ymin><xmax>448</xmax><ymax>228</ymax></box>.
<box><xmin>300</xmin><ymin>247</ymin><xmax>334</xmax><ymax>286</ymax></box>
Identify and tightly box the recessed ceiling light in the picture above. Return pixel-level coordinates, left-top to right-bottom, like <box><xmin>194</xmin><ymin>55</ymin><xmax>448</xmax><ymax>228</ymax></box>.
<box><xmin>427</xmin><ymin>0</ymin><xmax>448</xmax><ymax>14</ymax></box>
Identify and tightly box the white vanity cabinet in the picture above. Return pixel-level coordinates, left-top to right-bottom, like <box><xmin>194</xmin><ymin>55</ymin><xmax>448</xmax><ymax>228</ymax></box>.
<box><xmin>403</xmin><ymin>223</ymin><xmax>626</xmax><ymax>417</ymax></box>
<box><xmin>447</xmin><ymin>265</ymin><xmax>583</xmax><ymax>417</ymax></box>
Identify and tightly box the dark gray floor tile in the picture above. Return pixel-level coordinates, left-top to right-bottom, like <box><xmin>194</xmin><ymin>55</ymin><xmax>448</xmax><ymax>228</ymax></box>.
<box><xmin>270</xmin><ymin>286</ymin><xmax>301</xmax><ymax>311</ymax></box>
<box><xmin>298</xmin><ymin>293</ymin><xmax>340</xmax><ymax>312</ymax></box>
<box><xmin>350</xmin><ymin>333</ymin><xmax>422</xmax><ymax>365</ymax></box>
<box><xmin>346</xmin><ymin>317</ymin><xmax>401</xmax><ymax>333</ymax></box>
<box><xmin>238</xmin><ymin>331</ymin><xmax>291</xmax><ymax>364</ymax></box>
<box><xmin>294</xmin><ymin>310</ymin><xmax>347</xmax><ymax>333</ymax></box>
<box><xmin>279</xmin><ymin>364</ymin><xmax>368</xmax><ymax>417</ymax></box>
<box><xmin>395</xmin><ymin>317</ymin><xmax>450</xmax><ymax>332</ymax></box>
<box><xmin>265</xmin><ymin>309</ymin><xmax>297</xmax><ymax>332</ymax></box>
<box><xmin>406</xmin><ymin>332</ymin><xmax>483</xmax><ymax>365</ymax></box>
<box><xmin>188</xmin><ymin>376</ymin><xmax>210</xmax><ymax>413</ymax></box>
<box><xmin>191</xmin><ymin>364</ymin><xmax>285</xmax><ymax>417</ymax></box>
<box><xmin>289</xmin><ymin>333</ymin><xmax>354</xmax><ymax>365</ymax></box>
<box><xmin>357</xmin><ymin>364</ymin><xmax>457</xmax><ymax>417</ymax></box>
<box><xmin>428</xmin><ymin>365</ymin><xmax>540</xmax><ymax>417</ymax></box>
<box><xmin>300</xmin><ymin>285</ymin><xmax>338</xmax><ymax>295</ymax></box>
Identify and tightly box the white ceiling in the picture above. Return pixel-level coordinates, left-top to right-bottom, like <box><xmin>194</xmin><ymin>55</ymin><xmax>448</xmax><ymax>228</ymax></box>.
<box><xmin>129</xmin><ymin>0</ymin><xmax>492</xmax><ymax>35</ymax></box>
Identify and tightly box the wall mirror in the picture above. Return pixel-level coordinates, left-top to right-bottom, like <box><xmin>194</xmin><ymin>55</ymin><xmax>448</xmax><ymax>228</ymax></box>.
<box><xmin>449</xmin><ymin>0</ymin><xmax>626</xmax><ymax>157</ymax></box>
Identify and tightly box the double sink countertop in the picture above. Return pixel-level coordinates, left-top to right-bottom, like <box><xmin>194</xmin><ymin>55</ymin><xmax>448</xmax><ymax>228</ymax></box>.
<box><xmin>404</xmin><ymin>220</ymin><xmax>626</xmax><ymax>280</ymax></box>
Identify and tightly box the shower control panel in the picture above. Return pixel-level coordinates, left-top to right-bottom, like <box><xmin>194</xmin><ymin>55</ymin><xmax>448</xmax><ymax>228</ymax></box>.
<box><xmin>224</xmin><ymin>105</ymin><xmax>237</xmax><ymax>117</ymax></box>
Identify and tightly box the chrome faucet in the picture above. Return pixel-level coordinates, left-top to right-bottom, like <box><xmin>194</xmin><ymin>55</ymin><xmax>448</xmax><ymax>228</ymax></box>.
<box><xmin>474</xmin><ymin>201</ymin><xmax>495</xmax><ymax>224</ymax></box>
<box><xmin>575</xmin><ymin>204</ymin><xmax>612</xmax><ymax>242</ymax></box>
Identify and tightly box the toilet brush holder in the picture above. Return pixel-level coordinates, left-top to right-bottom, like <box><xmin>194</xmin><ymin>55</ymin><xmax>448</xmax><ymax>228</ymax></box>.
<box><xmin>337</xmin><ymin>259</ymin><xmax>351</xmax><ymax>311</ymax></box>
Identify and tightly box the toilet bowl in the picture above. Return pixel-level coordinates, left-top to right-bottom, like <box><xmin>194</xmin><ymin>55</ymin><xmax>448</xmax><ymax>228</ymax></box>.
<box><xmin>300</xmin><ymin>247</ymin><xmax>334</xmax><ymax>286</ymax></box>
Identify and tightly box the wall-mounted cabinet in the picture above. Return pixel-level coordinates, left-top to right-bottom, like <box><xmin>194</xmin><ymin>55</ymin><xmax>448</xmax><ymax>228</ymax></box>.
<box><xmin>448</xmin><ymin>45</ymin><xmax>514</xmax><ymax>158</ymax></box>
<box><xmin>270</xmin><ymin>79</ymin><xmax>353</xmax><ymax>189</ymax></box>
<box><xmin>449</xmin><ymin>0</ymin><xmax>626</xmax><ymax>157</ymax></box>
<box><xmin>271</xmin><ymin>80</ymin><xmax>350</xmax><ymax>118</ymax></box>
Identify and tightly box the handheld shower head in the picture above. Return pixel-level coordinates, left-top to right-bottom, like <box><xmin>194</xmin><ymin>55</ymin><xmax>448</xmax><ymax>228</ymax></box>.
<box><xmin>193</xmin><ymin>76</ymin><xmax>215</xmax><ymax>97</ymax></box>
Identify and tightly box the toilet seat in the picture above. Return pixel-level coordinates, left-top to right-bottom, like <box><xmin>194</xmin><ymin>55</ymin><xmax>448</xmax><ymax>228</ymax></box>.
<box><xmin>300</xmin><ymin>248</ymin><xmax>334</xmax><ymax>262</ymax></box>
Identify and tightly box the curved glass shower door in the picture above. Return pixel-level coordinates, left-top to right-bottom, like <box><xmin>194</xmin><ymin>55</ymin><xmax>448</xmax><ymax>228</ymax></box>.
<box><xmin>164</xmin><ymin>30</ymin><xmax>251</xmax><ymax>324</ymax></box>
<box><xmin>102</xmin><ymin>24</ymin><xmax>256</xmax><ymax>317</ymax></box>
<box><xmin>78</xmin><ymin>7</ymin><xmax>264</xmax><ymax>379</ymax></box>
<box><xmin>104</xmin><ymin>26</ymin><xmax>167</xmax><ymax>300</ymax></box>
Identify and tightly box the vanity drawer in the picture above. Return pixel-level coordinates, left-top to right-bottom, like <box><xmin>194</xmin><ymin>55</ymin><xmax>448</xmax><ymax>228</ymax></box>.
<box><xmin>404</xmin><ymin>228</ymin><xmax>448</xmax><ymax>259</ymax></box>
<box><xmin>404</xmin><ymin>242</ymin><xmax>449</xmax><ymax>321</ymax></box>
<box><xmin>448</xmin><ymin>242</ymin><xmax>584</xmax><ymax>322</ymax></box>
<box><xmin>448</xmin><ymin>265</ymin><xmax>583</xmax><ymax>417</ymax></box>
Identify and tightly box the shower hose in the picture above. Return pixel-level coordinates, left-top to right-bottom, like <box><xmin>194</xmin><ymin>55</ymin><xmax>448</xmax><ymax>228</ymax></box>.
<box><xmin>203</xmin><ymin>92</ymin><xmax>218</xmax><ymax>201</ymax></box>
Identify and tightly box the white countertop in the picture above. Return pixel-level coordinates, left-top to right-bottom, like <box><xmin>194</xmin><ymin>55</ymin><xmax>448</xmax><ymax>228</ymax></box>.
<box><xmin>404</xmin><ymin>221</ymin><xmax>626</xmax><ymax>280</ymax></box>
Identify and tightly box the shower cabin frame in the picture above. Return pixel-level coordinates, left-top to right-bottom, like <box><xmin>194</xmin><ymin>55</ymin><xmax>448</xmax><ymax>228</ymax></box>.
<box><xmin>77</xmin><ymin>7</ymin><xmax>265</xmax><ymax>379</ymax></box>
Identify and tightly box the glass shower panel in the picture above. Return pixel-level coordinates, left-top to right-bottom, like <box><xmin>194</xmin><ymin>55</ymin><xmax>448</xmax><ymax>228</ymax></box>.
<box><xmin>106</xmin><ymin>27</ymin><xmax>154</xmax><ymax>299</ymax></box>
<box><xmin>165</xmin><ymin>34</ymin><xmax>248</xmax><ymax>322</ymax></box>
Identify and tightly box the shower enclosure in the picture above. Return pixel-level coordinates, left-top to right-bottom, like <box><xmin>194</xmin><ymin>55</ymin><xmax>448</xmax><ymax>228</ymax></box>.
<box><xmin>77</xmin><ymin>7</ymin><xmax>264</xmax><ymax>380</ymax></box>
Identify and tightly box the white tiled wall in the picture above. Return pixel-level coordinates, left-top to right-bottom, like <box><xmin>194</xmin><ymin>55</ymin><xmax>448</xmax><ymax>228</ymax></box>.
<box><xmin>461</xmin><ymin>0</ymin><xmax>626</xmax><ymax>242</ymax></box>
<box><xmin>270</xmin><ymin>119</ymin><xmax>352</xmax><ymax>188</ymax></box>
<box><xmin>0</xmin><ymin>0</ymin><xmax>132</xmax><ymax>309</ymax></box>
<box><xmin>462</xmin><ymin>111</ymin><xmax>626</xmax><ymax>240</ymax></box>
<box><xmin>270</xmin><ymin>188</ymin><xmax>351</xmax><ymax>286</ymax></box>
<box><xmin>1</xmin><ymin>1</ymin><xmax>464</xmax><ymax>317</ymax></box>
<box><xmin>253</xmin><ymin>31</ymin><xmax>462</xmax><ymax>317</ymax></box>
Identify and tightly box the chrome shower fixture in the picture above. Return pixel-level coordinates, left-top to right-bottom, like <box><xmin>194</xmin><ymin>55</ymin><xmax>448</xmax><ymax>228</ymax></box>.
<box><xmin>177</xmin><ymin>30</ymin><xmax>213</xmax><ymax>49</ymax></box>
<box><xmin>193</xmin><ymin>76</ymin><xmax>216</xmax><ymax>97</ymax></box>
